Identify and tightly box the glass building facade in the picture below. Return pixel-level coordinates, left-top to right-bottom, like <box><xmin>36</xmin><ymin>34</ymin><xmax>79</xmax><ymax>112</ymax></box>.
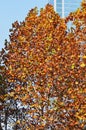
<box><xmin>49</xmin><ymin>0</ymin><xmax>82</xmax><ymax>18</ymax></box>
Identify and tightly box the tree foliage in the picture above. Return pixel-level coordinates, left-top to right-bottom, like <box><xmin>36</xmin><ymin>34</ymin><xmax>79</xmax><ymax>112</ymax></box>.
<box><xmin>0</xmin><ymin>1</ymin><xmax>86</xmax><ymax>129</ymax></box>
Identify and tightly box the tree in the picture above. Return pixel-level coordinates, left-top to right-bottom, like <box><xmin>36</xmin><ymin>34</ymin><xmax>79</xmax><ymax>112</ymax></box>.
<box><xmin>0</xmin><ymin>1</ymin><xmax>86</xmax><ymax>129</ymax></box>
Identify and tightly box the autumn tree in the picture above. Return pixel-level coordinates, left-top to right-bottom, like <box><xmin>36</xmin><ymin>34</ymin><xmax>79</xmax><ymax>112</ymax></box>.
<box><xmin>0</xmin><ymin>1</ymin><xmax>86</xmax><ymax>129</ymax></box>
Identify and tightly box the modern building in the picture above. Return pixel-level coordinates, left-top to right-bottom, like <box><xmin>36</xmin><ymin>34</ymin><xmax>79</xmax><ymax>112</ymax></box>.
<box><xmin>49</xmin><ymin>0</ymin><xmax>82</xmax><ymax>18</ymax></box>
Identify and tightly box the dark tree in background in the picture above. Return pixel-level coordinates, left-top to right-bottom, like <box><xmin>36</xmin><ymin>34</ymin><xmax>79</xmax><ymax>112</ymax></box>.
<box><xmin>0</xmin><ymin>0</ymin><xmax>86</xmax><ymax>129</ymax></box>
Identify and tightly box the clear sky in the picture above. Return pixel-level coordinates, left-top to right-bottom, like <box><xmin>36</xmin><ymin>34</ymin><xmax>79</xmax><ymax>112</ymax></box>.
<box><xmin>0</xmin><ymin>0</ymin><xmax>48</xmax><ymax>50</ymax></box>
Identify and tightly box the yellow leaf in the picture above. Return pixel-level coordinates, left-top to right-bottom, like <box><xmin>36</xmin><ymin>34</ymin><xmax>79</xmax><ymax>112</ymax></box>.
<box><xmin>83</xmin><ymin>55</ymin><xmax>86</xmax><ymax>59</ymax></box>
<box><xmin>51</xmin><ymin>49</ymin><xmax>56</xmax><ymax>54</ymax></box>
<box><xmin>75</xmin><ymin>81</ymin><xmax>78</xmax><ymax>85</ymax></box>
<box><xmin>71</xmin><ymin>63</ymin><xmax>75</xmax><ymax>69</ymax></box>
<box><xmin>10</xmin><ymin>92</ymin><xmax>14</xmax><ymax>97</ymax></box>
<box><xmin>18</xmin><ymin>36</ymin><xmax>25</xmax><ymax>41</ymax></box>
<box><xmin>9</xmin><ymin>65</ymin><xmax>12</xmax><ymax>70</ymax></box>
<box><xmin>57</xmin><ymin>47</ymin><xmax>60</xmax><ymax>51</ymax></box>
<box><xmin>16</xmin><ymin>120</ymin><xmax>20</xmax><ymax>124</ymax></box>
<box><xmin>80</xmin><ymin>63</ymin><xmax>85</xmax><ymax>67</ymax></box>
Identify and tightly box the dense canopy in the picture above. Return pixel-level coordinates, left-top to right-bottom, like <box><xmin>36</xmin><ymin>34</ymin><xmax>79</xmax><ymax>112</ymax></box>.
<box><xmin>0</xmin><ymin>0</ymin><xmax>86</xmax><ymax>129</ymax></box>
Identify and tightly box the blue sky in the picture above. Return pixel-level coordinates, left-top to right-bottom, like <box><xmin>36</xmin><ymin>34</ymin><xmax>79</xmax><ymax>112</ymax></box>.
<box><xmin>0</xmin><ymin>0</ymin><xmax>48</xmax><ymax>50</ymax></box>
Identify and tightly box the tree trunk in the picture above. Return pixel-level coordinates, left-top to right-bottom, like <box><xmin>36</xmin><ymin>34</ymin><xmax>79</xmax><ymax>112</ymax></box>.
<box><xmin>4</xmin><ymin>109</ymin><xmax>8</xmax><ymax>130</ymax></box>
<box><xmin>0</xmin><ymin>112</ymin><xmax>3</xmax><ymax>130</ymax></box>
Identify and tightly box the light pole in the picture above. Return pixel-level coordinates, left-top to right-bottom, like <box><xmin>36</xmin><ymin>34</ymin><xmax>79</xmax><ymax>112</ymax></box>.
<box><xmin>62</xmin><ymin>0</ymin><xmax>64</xmax><ymax>18</ymax></box>
<box><xmin>54</xmin><ymin>0</ymin><xmax>57</xmax><ymax>12</ymax></box>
